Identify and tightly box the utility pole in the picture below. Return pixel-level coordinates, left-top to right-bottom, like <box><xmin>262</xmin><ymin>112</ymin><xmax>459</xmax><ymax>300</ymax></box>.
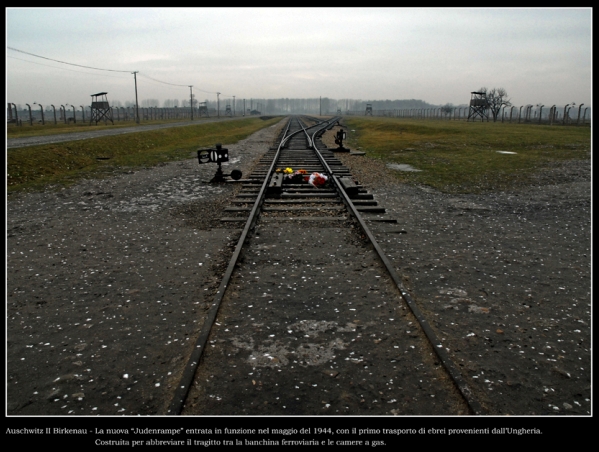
<box><xmin>217</xmin><ymin>92</ymin><xmax>221</xmax><ymax>118</ymax></box>
<box><xmin>320</xmin><ymin>96</ymin><xmax>321</xmax><ymax>116</ymax></box>
<box><xmin>189</xmin><ymin>86</ymin><xmax>194</xmax><ymax>120</ymax></box>
<box><xmin>233</xmin><ymin>96</ymin><xmax>235</xmax><ymax>117</ymax></box>
<box><xmin>243</xmin><ymin>99</ymin><xmax>245</xmax><ymax>116</ymax></box>
<box><xmin>132</xmin><ymin>71</ymin><xmax>140</xmax><ymax>124</ymax></box>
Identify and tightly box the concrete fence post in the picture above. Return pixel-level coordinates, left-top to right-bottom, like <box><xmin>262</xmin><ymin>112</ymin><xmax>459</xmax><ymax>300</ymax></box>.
<box><xmin>562</xmin><ymin>104</ymin><xmax>569</xmax><ymax>125</ymax></box>
<box><xmin>576</xmin><ymin>104</ymin><xmax>584</xmax><ymax>125</ymax></box>
<box><xmin>25</xmin><ymin>103</ymin><xmax>33</xmax><ymax>126</ymax></box>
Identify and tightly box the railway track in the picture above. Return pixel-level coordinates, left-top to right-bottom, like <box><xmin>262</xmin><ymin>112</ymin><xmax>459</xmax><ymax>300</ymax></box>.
<box><xmin>167</xmin><ymin>116</ymin><xmax>484</xmax><ymax>415</ymax></box>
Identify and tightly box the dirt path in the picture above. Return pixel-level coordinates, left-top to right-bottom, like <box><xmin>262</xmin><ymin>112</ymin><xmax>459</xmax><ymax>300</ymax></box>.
<box><xmin>7</xmin><ymin>116</ymin><xmax>254</xmax><ymax>149</ymax></box>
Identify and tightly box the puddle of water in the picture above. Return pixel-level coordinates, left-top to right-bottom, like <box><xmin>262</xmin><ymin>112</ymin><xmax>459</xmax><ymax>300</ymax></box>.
<box><xmin>496</xmin><ymin>151</ymin><xmax>517</xmax><ymax>154</ymax></box>
<box><xmin>387</xmin><ymin>163</ymin><xmax>422</xmax><ymax>172</ymax></box>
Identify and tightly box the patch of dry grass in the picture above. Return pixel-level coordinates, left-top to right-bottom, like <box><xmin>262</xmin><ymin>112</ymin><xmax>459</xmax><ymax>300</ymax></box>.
<box><xmin>340</xmin><ymin>117</ymin><xmax>590</xmax><ymax>193</ymax></box>
<box><xmin>8</xmin><ymin>117</ymin><xmax>282</xmax><ymax>193</ymax></box>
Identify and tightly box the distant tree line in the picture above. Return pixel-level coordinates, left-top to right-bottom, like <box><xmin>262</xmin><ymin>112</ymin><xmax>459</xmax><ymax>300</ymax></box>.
<box><xmin>107</xmin><ymin>97</ymin><xmax>445</xmax><ymax>114</ymax></box>
<box><xmin>9</xmin><ymin>97</ymin><xmax>469</xmax><ymax>116</ymax></box>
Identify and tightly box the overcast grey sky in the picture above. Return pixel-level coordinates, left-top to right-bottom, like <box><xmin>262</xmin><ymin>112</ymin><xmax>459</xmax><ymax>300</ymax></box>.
<box><xmin>6</xmin><ymin>7</ymin><xmax>592</xmax><ymax>109</ymax></box>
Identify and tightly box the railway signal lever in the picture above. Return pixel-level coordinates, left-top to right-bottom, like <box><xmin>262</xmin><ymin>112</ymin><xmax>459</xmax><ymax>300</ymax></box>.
<box><xmin>197</xmin><ymin>143</ymin><xmax>242</xmax><ymax>183</ymax></box>
<box><xmin>334</xmin><ymin>129</ymin><xmax>350</xmax><ymax>152</ymax></box>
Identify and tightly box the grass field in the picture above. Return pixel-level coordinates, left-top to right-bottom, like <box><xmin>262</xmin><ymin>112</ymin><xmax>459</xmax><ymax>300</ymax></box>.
<box><xmin>7</xmin><ymin>117</ymin><xmax>282</xmax><ymax>193</ymax></box>
<box><xmin>6</xmin><ymin>117</ymin><xmax>214</xmax><ymax>139</ymax></box>
<box><xmin>7</xmin><ymin>115</ymin><xmax>591</xmax><ymax>195</ymax></box>
<box><xmin>343</xmin><ymin>117</ymin><xmax>591</xmax><ymax>193</ymax></box>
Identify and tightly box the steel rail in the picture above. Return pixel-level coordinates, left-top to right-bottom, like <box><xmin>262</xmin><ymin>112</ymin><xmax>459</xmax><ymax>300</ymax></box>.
<box><xmin>279</xmin><ymin>122</ymin><xmax>303</xmax><ymax>148</ymax></box>
<box><xmin>168</xmin><ymin>115</ymin><xmax>484</xmax><ymax>415</ymax></box>
<box><xmin>308</xmin><ymin>121</ymin><xmax>486</xmax><ymax>415</ymax></box>
<box><xmin>166</xmin><ymin>117</ymin><xmax>297</xmax><ymax>415</ymax></box>
<box><xmin>297</xmin><ymin>121</ymin><xmax>313</xmax><ymax>149</ymax></box>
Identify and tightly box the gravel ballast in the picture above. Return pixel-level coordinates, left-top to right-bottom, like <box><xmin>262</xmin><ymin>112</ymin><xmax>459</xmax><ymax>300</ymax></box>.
<box><xmin>334</xmin><ymin>149</ymin><xmax>591</xmax><ymax>415</ymax></box>
<box><xmin>7</xmin><ymin>125</ymin><xmax>277</xmax><ymax>415</ymax></box>
<box><xmin>6</xmin><ymin>121</ymin><xmax>591</xmax><ymax>417</ymax></box>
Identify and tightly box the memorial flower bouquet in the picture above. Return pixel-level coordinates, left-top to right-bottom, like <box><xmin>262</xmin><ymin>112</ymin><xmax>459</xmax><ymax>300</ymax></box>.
<box><xmin>280</xmin><ymin>168</ymin><xmax>308</xmax><ymax>184</ymax></box>
<box><xmin>275</xmin><ymin>168</ymin><xmax>328</xmax><ymax>187</ymax></box>
<box><xmin>308</xmin><ymin>172</ymin><xmax>328</xmax><ymax>188</ymax></box>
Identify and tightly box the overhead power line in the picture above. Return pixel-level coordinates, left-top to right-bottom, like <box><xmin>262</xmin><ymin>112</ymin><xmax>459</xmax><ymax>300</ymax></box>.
<box><xmin>7</xmin><ymin>46</ymin><xmax>132</xmax><ymax>73</ymax></box>
<box><xmin>8</xmin><ymin>46</ymin><xmax>237</xmax><ymax>100</ymax></box>
<box><xmin>137</xmin><ymin>73</ymin><xmax>231</xmax><ymax>97</ymax></box>
<box><xmin>7</xmin><ymin>55</ymin><xmax>131</xmax><ymax>79</ymax></box>
<box><xmin>136</xmin><ymin>74</ymin><xmax>223</xmax><ymax>96</ymax></box>
<box><xmin>137</xmin><ymin>73</ymin><xmax>189</xmax><ymax>87</ymax></box>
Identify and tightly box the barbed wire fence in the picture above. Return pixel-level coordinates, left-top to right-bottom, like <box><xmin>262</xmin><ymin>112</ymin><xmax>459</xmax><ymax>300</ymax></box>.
<box><xmin>346</xmin><ymin>104</ymin><xmax>591</xmax><ymax>126</ymax></box>
<box><xmin>6</xmin><ymin>100</ymin><xmax>591</xmax><ymax>127</ymax></box>
<box><xmin>6</xmin><ymin>46</ymin><xmax>240</xmax><ymax>126</ymax></box>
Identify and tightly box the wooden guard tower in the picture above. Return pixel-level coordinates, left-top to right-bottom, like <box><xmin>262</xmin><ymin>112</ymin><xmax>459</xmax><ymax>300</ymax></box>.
<box><xmin>365</xmin><ymin>103</ymin><xmax>373</xmax><ymax>116</ymax></box>
<box><xmin>467</xmin><ymin>92</ymin><xmax>489</xmax><ymax>122</ymax></box>
<box><xmin>90</xmin><ymin>92</ymin><xmax>114</xmax><ymax>125</ymax></box>
<box><xmin>198</xmin><ymin>101</ymin><xmax>209</xmax><ymax>117</ymax></box>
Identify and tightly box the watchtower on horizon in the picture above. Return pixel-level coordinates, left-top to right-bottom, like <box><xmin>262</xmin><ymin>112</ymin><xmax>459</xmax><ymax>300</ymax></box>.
<box><xmin>467</xmin><ymin>92</ymin><xmax>489</xmax><ymax>122</ymax></box>
<box><xmin>90</xmin><ymin>92</ymin><xmax>114</xmax><ymax>125</ymax></box>
<box><xmin>198</xmin><ymin>101</ymin><xmax>209</xmax><ymax>117</ymax></box>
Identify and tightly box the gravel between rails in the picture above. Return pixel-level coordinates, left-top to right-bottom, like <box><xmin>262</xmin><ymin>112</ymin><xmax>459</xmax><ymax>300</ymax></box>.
<box><xmin>6</xmin><ymin>120</ymin><xmax>591</xmax><ymax>417</ymax></box>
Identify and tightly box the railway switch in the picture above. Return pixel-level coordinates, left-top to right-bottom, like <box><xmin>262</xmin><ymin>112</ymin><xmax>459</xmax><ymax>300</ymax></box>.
<box><xmin>197</xmin><ymin>143</ymin><xmax>242</xmax><ymax>183</ymax></box>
